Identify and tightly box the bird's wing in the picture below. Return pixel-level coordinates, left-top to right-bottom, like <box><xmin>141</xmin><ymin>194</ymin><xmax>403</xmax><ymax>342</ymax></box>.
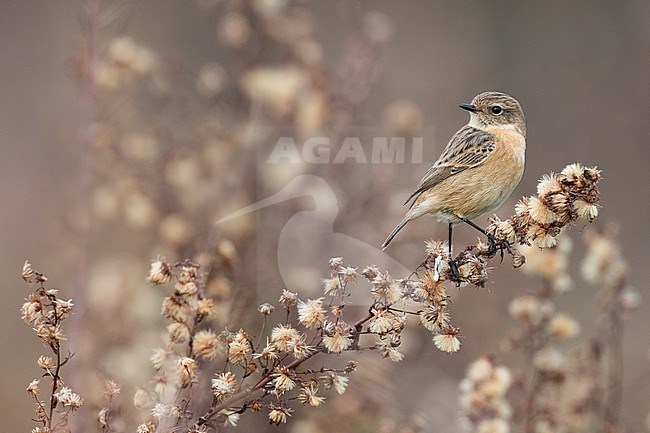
<box><xmin>404</xmin><ymin>125</ymin><xmax>496</xmax><ymax>208</ymax></box>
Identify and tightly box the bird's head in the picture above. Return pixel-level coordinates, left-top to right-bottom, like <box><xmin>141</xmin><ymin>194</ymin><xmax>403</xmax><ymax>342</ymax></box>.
<box><xmin>460</xmin><ymin>91</ymin><xmax>526</xmax><ymax>136</ymax></box>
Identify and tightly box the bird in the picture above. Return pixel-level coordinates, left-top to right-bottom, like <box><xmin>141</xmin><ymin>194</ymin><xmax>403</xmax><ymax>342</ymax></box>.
<box><xmin>381</xmin><ymin>91</ymin><xmax>527</xmax><ymax>273</ymax></box>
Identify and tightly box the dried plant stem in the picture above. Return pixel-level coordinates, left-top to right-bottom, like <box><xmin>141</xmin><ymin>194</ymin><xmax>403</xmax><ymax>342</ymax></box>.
<box><xmin>194</xmin><ymin>350</ymin><xmax>321</xmax><ymax>430</ymax></box>
<box><xmin>603</xmin><ymin>276</ymin><xmax>625</xmax><ymax>430</ymax></box>
<box><xmin>521</xmin><ymin>283</ymin><xmax>553</xmax><ymax>433</ymax></box>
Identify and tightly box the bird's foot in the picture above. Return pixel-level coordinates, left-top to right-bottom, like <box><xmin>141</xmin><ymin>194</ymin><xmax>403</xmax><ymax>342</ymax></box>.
<box><xmin>448</xmin><ymin>259</ymin><xmax>462</xmax><ymax>286</ymax></box>
<box><xmin>486</xmin><ymin>233</ymin><xmax>506</xmax><ymax>263</ymax></box>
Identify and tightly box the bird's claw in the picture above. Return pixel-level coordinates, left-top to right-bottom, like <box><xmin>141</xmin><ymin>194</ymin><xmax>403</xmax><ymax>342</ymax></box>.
<box><xmin>486</xmin><ymin>233</ymin><xmax>506</xmax><ymax>263</ymax></box>
<box><xmin>448</xmin><ymin>259</ymin><xmax>461</xmax><ymax>286</ymax></box>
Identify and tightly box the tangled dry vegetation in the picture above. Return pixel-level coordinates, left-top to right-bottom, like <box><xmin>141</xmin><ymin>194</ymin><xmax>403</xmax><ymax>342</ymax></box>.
<box><xmin>20</xmin><ymin>163</ymin><xmax>642</xmax><ymax>433</ymax></box>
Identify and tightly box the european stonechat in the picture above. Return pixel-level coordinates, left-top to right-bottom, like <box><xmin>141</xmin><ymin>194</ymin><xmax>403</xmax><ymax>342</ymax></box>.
<box><xmin>382</xmin><ymin>91</ymin><xmax>527</xmax><ymax>268</ymax></box>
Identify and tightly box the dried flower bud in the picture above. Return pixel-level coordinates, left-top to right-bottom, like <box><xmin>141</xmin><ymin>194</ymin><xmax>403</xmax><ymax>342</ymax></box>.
<box><xmin>192</xmin><ymin>329</ymin><xmax>221</xmax><ymax>360</ymax></box>
<box><xmin>510</xmin><ymin>248</ymin><xmax>526</xmax><ymax>268</ymax></box>
<box><xmin>368</xmin><ymin>308</ymin><xmax>393</xmax><ymax>334</ymax></box>
<box><xmin>211</xmin><ymin>371</ymin><xmax>237</xmax><ymax>398</ymax></box>
<box><xmin>361</xmin><ymin>265</ymin><xmax>379</xmax><ymax>281</ymax></box>
<box><xmin>176</xmin><ymin>357</ymin><xmax>197</xmax><ymax>387</ymax></box>
<box><xmin>340</xmin><ymin>361</ymin><xmax>356</xmax><ymax>376</ymax></box>
<box><xmin>574</xmin><ymin>199</ymin><xmax>599</xmax><ymax>220</ymax></box>
<box><xmin>338</xmin><ymin>266</ymin><xmax>359</xmax><ymax>285</ymax></box>
<box><xmin>321</xmin><ymin>277</ymin><xmax>342</xmax><ymax>297</ymax></box>
<box><xmin>297</xmin><ymin>298</ymin><xmax>326</xmax><ymax>329</ymax></box>
<box><xmin>270</xmin><ymin>324</ymin><xmax>301</xmax><ymax>352</ymax></box>
<box><xmin>54</xmin><ymin>386</ymin><xmax>84</xmax><ymax>411</ymax></box>
<box><xmin>322</xmin><ymin>323</ymin><xmax>352</xmax><ymax>353</ymax></box>
<box><xmin>148</xmin><ymin>259</ymin><xmax>172</xmax><ymax>285</ymax></box>
<box><xmin>272</xmin><ymin>366</ymin><xmax>297</xmax><ymax>393</ymax></box>
<box><xmin>537</xmin><ymin>173</ymin><xmax>563</xmax><ymax>196</ymax></box>
<box><xmin>38</xmin><ymin>355</ymin><xmax>56</xmax><ymax>371</ymax></box>
<box><xmin>167</xmin><ymin>322</ymin><xmax>191</xmax><ymax>344</ymax></box>
<box><xmin>528</xmin><ymin>196</ymin><xmax>557</xmax><ymax>225</ymax></box>
<box><xmin>175</xmin><ymin>281</ymin><xmax>198</xmax><ymax>296</ymax></box>
<box><xmin>376</xmin><ymin>339</ymin><xmax>404</xmax><ymax>362</ymax></box>
<box><xmin>329</xmin><ymin>257</ymin><xmax>344</xmax><ymax>271</ymax></box>
<box><xmin>547</xmin><ymin>313</ymin><xmax>581</xmax><ymax>339</ymax></box>
<box><xmin>371</xmin><ymin>271</ymin><xmax>402</xmax><ymax>304</ymax></box>
<box><xmin>257</xmin><ymin>303</ymin><xmax>276</xmax><ymax>315</ymax></box>
<box><xmin>268</xmin><ymin>403</ymin><xmax>293</xmax><ymax>425</ymax></box>
<box><xmin>279</xmin><ymin>289</ymin><xmax>298</xmax><ymax>308</ymax></box>
<box><xmin>433</xmin><ymin>329</ymin><xmax>461</xmax><ymax>353</ymax></box>
<box><xmin>22</xmin><ymin>260</ymin><xmax>35</xmax><ymax>284</ymax></box>
<box><xmin>26</xmin><ymin>379</ymin><xmax>40</xmax><ymax>397</ymax></box>
<box><xmin>197</xmin><ymin>298</ymin><xmax>215</xmax><ymax>317</ymax></box>
<box><xmin>227</xmin><ymin>330</ymin><xmax>251</xmax><ymax>365</ymax></box>
<box><xmin>298</xmin><ymin>383</ymin><xmax>325</xmax><ymax>407</ymax></box>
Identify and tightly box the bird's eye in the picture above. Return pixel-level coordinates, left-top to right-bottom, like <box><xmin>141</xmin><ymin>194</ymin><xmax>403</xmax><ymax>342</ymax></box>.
<box><xmin>491</xmin><ymin>105</ymin><xmax>503</xmax><ymax>115</ymax></box>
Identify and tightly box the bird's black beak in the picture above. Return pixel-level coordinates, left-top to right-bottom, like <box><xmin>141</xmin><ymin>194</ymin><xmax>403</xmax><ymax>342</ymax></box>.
<box><xmin>459</xmin><ymin>103</ymin><xmax>478</xmax><ymax>112</ymax></box>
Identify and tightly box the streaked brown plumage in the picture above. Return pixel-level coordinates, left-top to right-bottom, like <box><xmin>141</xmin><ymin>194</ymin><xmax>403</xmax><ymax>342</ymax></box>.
<box><xmin>382</xmin><ymin>91</ymin><xmax>527</xmax><ymax>252</ymax></box>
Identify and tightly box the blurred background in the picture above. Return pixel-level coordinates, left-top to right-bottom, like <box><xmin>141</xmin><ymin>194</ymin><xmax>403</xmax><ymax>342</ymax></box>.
<box><xmin>1</xmin><ymin>0</ymin><xmax>649</xmax><ymax>431</ymax></box>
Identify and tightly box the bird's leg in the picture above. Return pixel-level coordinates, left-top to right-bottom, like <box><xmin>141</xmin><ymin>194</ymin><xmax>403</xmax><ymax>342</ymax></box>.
<box><xmin>448</xmin><ymin>223</ymin><xmax>461</xmax><ymax>281</ymax></box>
<box><xmin>458</xmin><ymin>217</ymin><xmax>504</xmax><ymax>260</ymax></box>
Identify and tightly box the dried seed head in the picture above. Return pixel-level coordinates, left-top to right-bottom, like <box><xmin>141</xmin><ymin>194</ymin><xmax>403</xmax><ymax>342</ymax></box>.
<box><xmin>338</xmin><ymin>266</ymin><xmax>359</xmax><ymax>285</ymax></box>
<box><xmin>345</xmin><ymin>360</ymin><xmax>358</xmax><ymax>373</ymax></box>
<box><xmin>547</xmin><ymin>313</ymin><xmax>581</xmax><ymax>339</ymax></box>
<box><xmin>321</xmin><ymin>276</ymin><xmax>342</xmax><ymax>297</ymax></box>
<box><xmin>297</xmin><ymin>298</ymin><xmax>327</xmax><ymax>329</ymax></box>
<box><xmin>211</xmin><ymin>371</ymin><xmax>237</xmax><ymax>398</ymax></box>
<box><xmin>537</xmin><ymin>173</ymin><xmax>563</xmax><ymax>196</ymax></box>
<box><xmin>270</xmin><ymin>324</ymin><xmax>301</xmax><ymax>352</ymax></box>
<box><xmin>361</xmin><ymin>264</ymin><xmax>380</xmax><ymax>281</ymax></box>
<box><xmin>148</xmin><ymin>259</ymin><xmax>172</xmax><ymax>285</ymax></box>
<box><xmin>321</xmin><ymin>372</ymin><xmax>349</xmax><ymax>395</ymax></box>
<box><xmin>176</xmin><ymin>357</ymin><xmax>197</xmax><ymax>387</ymax></box>
<box><xmin>328</xmin><ymin>256</ymin><xmax>344</xmax><ymax>271</ymax></box>
<box><xmin>368</xmin><ymin>308</ymin><xmax>393</xmax><ymax>334</ymax></box>
<box><xmin>22</xmin><ymin>260</ymin><xmax>36</xmax><ymax>284</ymax></box>
<box><xmin>279</xmin><ymin>289</ymin><xmax>298</xmax><ymax>308</ymax></box>
<box><xmin>560</xmin><ymin>162</ymin><xmax>587</xmax><ymax>186</ymax></box>
<box><xmin>192</xmin><ymin>329</ymin><xmax>221</xmax><ymax>360</ymax></box>
<box><xmin>257</xmin><ymin>303</ymin><xmax>275</xmax><ymax>315</ymax></box>
<box><xmin>574</xmin><ymin>199</ymin><xmax>599</xmax><ymax>220</ymax></box>
<box><xmin>528</xmin><ymin>196</ymin><xmax>557</xmax><ymax>225</ymax></box>
<box><xmin>371</xmin><ymin>271</ymin><xmax>402</xmax><ymax>304</ymax></box>
<box><xmin>37</xmin><ymin>355</ymin><xmax>56</xmax><ymax>371</ymax></box>
<box><xmin>268</xmin><ymin>403</ymin><xmax>293</xmax><ymax>425</ymax></box>
<box><xmin>376</xmin><ymin>339</ymin><xmax>404</xmax><ymax>362</ymax></box>
<box><xmin>433</xmin><ymin>329</ymin><xmax>461</xmax><ymax>353</ymax></box>
<box><xmin>298</xmin><ymin>383</ymin><xmax>325</xmax><ymax>407</ymax></box>
<box><xmin>167</xmin><ymin>322</ymin><xmax>191</xmax><ymax>344</ymax></box>
<box><xmin>544</xmin><ymin>193</ymin><xmax>570</xmax><ymax>222</ymax></box>
<box><xmin>228</xmin><ymin>330</ymin><xmax>251</xmax><ymax>365</ymax></box>
<box><xmin>272</xmin><ymin>366</ymin><xmax>297</xmax><ymax>393</ymax></box>
<box><xmin>26</xmin><ymin>379</ymin><xmax>40</xmax><ymax>397</ymax></box>
<box><xmin>322</xmin><ymin>325</ymin><xmax>352</xmax><ymax>354</ymax></box>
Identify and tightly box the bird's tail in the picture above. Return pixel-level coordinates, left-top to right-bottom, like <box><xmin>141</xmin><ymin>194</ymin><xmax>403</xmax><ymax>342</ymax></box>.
<box><xmin>381</xmin><ymin>216</ymin><xmax>410</xmax><ymax>250</ymax></box>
